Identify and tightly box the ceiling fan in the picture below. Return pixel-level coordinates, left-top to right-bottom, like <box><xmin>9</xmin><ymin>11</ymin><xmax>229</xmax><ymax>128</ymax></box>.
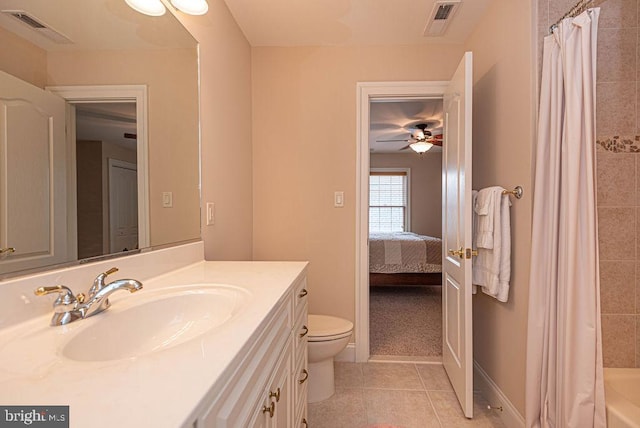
<box><xmin>376</xmin><ymin>123</ymin><xmax>443</xmax><ymax>153</ymax></box>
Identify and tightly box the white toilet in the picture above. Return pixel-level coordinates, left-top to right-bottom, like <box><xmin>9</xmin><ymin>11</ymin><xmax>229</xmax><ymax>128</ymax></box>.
<box><xmin>307</xmin><ymin>314</ymin><xmax>354</xmax><ymax>403</ymax></box>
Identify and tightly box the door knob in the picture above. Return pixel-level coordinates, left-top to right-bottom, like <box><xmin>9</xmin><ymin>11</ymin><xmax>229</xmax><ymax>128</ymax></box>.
<box><xmin>448</xmin><ymin>247</ymin><xmax>464</xmax><ymax>259</ymax></box>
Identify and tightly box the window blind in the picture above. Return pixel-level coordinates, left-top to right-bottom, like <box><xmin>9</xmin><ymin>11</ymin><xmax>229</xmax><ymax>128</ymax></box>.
<box><xmin>369</xmin><ymin>173</ymin><xmax>407</xmax><ymax>233</ymax></box>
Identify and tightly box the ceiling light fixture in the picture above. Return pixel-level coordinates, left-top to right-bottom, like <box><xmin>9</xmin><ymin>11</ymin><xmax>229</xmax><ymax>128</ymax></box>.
<box><xmin>124</xmin><ymin>0</ymin><xmax>166</xmax><ymax>16</ymax></box>
<box><xmin>170</xmin><ymin>0</ymin><xmax>209</xmax><ymax>15</ymax></box>
<box><xmin>125</xmin><ymin>0</ymin><xmax>209</xmax><ymax>16</ymax></box>
<box><xmin>409</xmin><ymin>140</ymin><xmax>434</xmax><ymax>154</ymax></box>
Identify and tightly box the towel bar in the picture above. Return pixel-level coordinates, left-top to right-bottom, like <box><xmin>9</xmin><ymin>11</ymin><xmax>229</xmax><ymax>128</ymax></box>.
<box><xmin>502</xmin><ymin>186</ymin><xmax>523</xmax><ymax>199</ymax></box>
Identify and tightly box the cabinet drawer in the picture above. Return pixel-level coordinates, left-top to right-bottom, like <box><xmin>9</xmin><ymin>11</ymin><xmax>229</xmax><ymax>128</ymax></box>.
<box><xmin>293</xmin><ymin>277</ymin><xmax>308</xmax><ymax>319</ymax></box>
<box><xmin>295</xmin><ymin>402</ymin><xmax>308</xmax><ymax>428</ymax></box>
<box><xmin>293</xmin><ymin>343</ymin><xmax>308</xmax><ymax>413</ymax></box>
<box><xmin>293</xmin><ymin>305</ymin><xmax>308</xmax><ymax>358</ymax></box>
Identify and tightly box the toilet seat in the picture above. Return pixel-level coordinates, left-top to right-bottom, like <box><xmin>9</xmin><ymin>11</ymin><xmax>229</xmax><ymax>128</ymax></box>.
<box><xmin>307</xmin><ymin>314</ymin><xmax>353</xmax><ymax>343</ymax></box>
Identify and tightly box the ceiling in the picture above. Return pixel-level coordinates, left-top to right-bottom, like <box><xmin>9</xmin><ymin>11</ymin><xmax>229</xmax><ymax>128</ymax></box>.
<box><xmin>0</xmin><ymin>0</ymin><xmax>195</xmax><ymax>52</ymax></box>
<box><xmin>223</xmin><ymin>0</ymin><xmax>491</xmax><ymax>47</ymax></box>
<box><xmin>76</xmin><ymin>103</ymin><xmax>137</xmax><ymax>151</ymax></box>
<box><xmin>369</xmin><ymin>99</ymin><xmax>443</xmax><ymax>154</ymax></box>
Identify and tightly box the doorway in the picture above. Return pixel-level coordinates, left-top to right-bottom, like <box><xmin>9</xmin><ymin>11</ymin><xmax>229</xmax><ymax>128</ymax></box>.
<box><xmin>367</xmin><ymin>99</ymin><xmax>444</xmax><ymax>361</ymax></box>
<box><xmin>355</xmin><ymin>81</ymin><xmax>450</xmax><ymax>363</ymax></box>
<box><xmin>46</xmin><ymin>85</ymin><xmax>150</xmax><ymax>258</ymax></box>
<box><xmin>75</xmin><ymin>102</ymin><xmax>139</xmax><ymax>258</ymax></box>
<box><xmin>356</xmin><ymin>52</ymin><xmax>474</xmax><ymax>417</ymax></box>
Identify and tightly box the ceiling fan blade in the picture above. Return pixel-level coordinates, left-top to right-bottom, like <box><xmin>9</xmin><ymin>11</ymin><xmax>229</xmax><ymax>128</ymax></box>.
<box><xmin>400</xmin><ymin>144</ymin><xmax>411</xmax><ymax>150</ymax></box>
<box><xmin>376</xmin><ymin>138</ymin><xmax>410</xmax><ymax>142</ymax></box>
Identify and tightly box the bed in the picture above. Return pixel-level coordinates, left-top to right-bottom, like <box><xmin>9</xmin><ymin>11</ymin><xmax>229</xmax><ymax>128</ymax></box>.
<box><xmin>369</xmin><ymin>232</ymin><xmax>442</xmax><ymax>286</ymax></box>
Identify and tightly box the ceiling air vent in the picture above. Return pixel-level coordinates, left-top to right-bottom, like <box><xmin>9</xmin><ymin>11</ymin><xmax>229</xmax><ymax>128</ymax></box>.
<box><xmin>2</xmin><ymin>10</ymin><xmax>73</xmax><ymax>44</ymax></box>
<box><xmin>423</xmin><ymin>0</ymin><xmax>461</xmax><ymax>37</ymax></box>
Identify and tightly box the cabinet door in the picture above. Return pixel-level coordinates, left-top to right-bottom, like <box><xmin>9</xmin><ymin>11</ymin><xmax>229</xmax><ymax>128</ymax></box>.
<box><xmin>268</xmin><ymin>341</ymin><xmax>292</xmax><ymax>427</ymax></box>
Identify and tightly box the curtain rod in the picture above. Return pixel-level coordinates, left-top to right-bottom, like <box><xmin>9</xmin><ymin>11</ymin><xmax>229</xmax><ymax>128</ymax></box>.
<box><xmin>549</xmin><ymin>0</ymin><xmax>601</xmax><ymax>33</ymax></box>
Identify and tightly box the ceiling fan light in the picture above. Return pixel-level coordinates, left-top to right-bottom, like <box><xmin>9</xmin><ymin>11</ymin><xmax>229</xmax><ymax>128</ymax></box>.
<box><xmin>410</xmin><ymin>141</ymin><xmax>433</xmax><ymax>154</ymax></box>
<box><xmin>170</xmin><ymin>0</ymin><xmax>209</xmax><ymax>15</ymax></box>
<box><xmin>125</xmin><ymin>0</ymin><xmax>167</xmax><ymax>16</ymax></box>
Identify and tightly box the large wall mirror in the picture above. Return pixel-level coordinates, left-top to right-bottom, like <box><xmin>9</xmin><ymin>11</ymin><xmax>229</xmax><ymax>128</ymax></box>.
<box><xmin>0</xmin><ymin>0</ymin><xmax>200</xmax><ymax>278</ymax></box>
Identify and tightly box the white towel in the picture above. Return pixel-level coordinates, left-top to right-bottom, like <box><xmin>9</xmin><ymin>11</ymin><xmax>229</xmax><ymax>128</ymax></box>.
<box><xmin>472</xmin><ymin>187</ymin><xmax>512</xmax><ymax>302</ymax></box>
<box><xmin>474</xmin><ymin>187</ymin><xmax>501</xmax><ymax>249</ymax></box>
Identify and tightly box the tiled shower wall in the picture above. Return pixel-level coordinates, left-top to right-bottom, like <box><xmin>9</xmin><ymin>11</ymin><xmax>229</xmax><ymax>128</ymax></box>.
<box><xmin>539</xmin><ymin>0</ymin><xmax>640</xmax><ymax>367</ymax></box>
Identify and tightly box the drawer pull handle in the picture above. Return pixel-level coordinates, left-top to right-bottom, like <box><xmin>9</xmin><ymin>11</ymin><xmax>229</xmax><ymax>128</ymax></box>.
<box><xmin>299</xmin><ymin>369</ymin><xmax>309</xmax><ymax>384</ymax></box>
<box><xmin>298</xmin><ymin>288</ymin><xmax>308</xmax><ymax>298</ymax></box>
<box><xmin>269</xmin><ymin>387</ymin><xmax>280</xmax><ymax>402</ymax></box>
<box><xmin>0</xmin><ymin>247</ymin><xmax>15</xmax><ymax>255</ymax></box>
<box><xmin>262</xmin><ymin>402</ymin><xmax>275</xmax><ymax>418</ymax></box>
<box><xmin>299</xmin><ymin>325</ymin><xmax>309</xmax><ymax>338</ymax></box>
<box><xmin>302</xmin><ymin>418</ymin><xmax>308</xmax><ymax>427</ymax></box>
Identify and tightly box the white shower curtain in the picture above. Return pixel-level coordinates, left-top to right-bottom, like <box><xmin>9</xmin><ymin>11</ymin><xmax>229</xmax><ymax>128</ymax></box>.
<box><xmin>526</xmin><ymin>9</ymin><xmax>606</xmax><ymax>428</ymax></box>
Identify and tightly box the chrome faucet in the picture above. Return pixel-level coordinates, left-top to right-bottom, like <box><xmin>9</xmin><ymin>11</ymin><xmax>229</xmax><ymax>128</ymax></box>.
<box><xmin>34</xmin><ymin>267</ymin><xmax>143</xmax><ymax>326</ymax></box>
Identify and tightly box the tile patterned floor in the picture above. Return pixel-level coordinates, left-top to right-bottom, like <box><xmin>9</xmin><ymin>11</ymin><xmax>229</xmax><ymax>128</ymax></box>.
<box><xmin>308</xmin><ymin>362</ymin><xmax>506</xmax><ymax>428</ymax></box>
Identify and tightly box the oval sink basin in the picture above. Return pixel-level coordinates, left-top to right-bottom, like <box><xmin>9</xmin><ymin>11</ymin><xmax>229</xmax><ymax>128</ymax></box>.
<box><xmin>62</xmin><ymin>284</ymin><xmax>249</xmax><ymax>362</ymax></box>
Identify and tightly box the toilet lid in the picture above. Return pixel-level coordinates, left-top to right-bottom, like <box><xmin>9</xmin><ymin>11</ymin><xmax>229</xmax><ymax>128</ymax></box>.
<box><xmin>308</xmin><ymin>314</ymin><xmax>353</xmax><ymax>338</ymax></box>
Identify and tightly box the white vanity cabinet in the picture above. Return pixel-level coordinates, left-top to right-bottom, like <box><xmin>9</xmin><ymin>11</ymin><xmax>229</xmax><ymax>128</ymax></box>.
<box><xmin>196</xmin><ymin>274</ymin><xmax>308</xmax><ymax>428</ymax></box>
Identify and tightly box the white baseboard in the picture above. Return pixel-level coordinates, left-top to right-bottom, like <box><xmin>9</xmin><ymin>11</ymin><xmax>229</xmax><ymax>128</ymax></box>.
<box><xmin>474</xmin><ymin>360</ymin><xmax>525</xmax><ymax>428</ymax></box>
<box><xmin>335</xmin><ymin>343</ymin><xmax>356</xmax><ymax>362</ymax></box>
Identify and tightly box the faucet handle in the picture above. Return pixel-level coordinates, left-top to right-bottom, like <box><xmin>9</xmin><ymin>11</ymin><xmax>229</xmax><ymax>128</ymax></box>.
<box><xmin>35</xmin><ymin>285</ymin><xmax>73</xmax><ymax>297</ymax></box>
<box><xmin>104</xmin><ymin>267</ymin><xmax>119</xmax><ymax>276</ymax></box>
<box><xmin>89</xmin><ymin>267</ymin><xmax>119</xmax><ymax>297</ymax></box>
<box><xmin>35</xmin><ymin>285</ymin><xmax>79</xmax><ymax>311</ymax></box>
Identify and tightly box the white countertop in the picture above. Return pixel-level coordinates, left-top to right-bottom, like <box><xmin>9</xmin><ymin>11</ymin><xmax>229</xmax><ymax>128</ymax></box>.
<box><xmin>0</xmin><ymin>260</ymin><xmax>308</xmax><ymax>428</ymax></box>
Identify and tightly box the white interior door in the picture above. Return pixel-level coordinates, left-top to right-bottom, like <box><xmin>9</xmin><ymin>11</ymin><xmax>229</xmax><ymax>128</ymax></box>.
<box><xmin>0</xmin><ymin>71</ymin><xmax>68</xmax><ymax>274</ymax></box>
<box><xmin>108</xmin><ymin>159</ymin><xmax>138</xmax><ymax>253</ymax></box>
<box><xmin>442</xmin><ymin>52</ymin><xmax>474</xmax><ymax>418</ymax></box>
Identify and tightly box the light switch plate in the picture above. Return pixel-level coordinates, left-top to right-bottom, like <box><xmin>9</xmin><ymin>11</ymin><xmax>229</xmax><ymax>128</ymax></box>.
<box><xmin>162</xmin><ymin>192</ymin><xmax>173</xmax><ymax>208</ymax></box>
<box><xmin>334</xmin><ymin>191</ymin><xmax>344</xmax><ymax>208</ymax></box>
<box><xmin>206</xmin><ymin>202</ymin><xmax>215</xmax><ymax>226</ymax></box>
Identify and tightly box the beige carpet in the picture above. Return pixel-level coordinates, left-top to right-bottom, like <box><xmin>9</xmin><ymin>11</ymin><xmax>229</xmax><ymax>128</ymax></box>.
<box><xmin>369</xmin><ymin>286</ymin><xmax>442</xmax><ymax>357</ymax></box>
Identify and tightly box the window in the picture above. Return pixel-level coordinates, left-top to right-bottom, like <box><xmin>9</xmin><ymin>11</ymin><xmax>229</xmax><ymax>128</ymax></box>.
<box><xmin>369</xmin><ymin>170</ymin><xmax>409</xmax><ymax>233</ymax></box>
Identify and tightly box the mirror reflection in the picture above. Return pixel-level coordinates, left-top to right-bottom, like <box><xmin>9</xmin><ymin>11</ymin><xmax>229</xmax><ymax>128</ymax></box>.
<box><xmin>76</xmin><ymin>102</ymin><xmax>139</xmax><ymax>259</ymax></box>
<box><xmin>0</xmin><ymin>0</ymin><xmax>200</xmax><ymax>278</ymax></box>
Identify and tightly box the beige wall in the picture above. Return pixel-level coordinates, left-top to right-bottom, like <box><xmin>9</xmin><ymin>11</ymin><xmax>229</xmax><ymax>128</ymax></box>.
<box><xmin>464</xmin><ymin>0</ymin><xmax>534</xmax><ymax>416</ymax></box>
<box><xmin>46</xmin><ymin>47</ymin><xmax>200</xmax><ymax>248</ymax></box>
<box><xmin>370</xmin><ymin>152</ymin><xmax>442</xmax><ymax>238</ymax></box>
<box><xmin>0</xmin><ymin>26</ymin><xmax>46</xmax><ymax>88</ymax></box>
<box><xmin>251</xmin><ymin>44</ymin><xmax>464</xmax><ymax>324</ymax></box>
<box><xmin>176</xmin><ymin>1</ymin><xmax>254</xmax><ymax>261</ymax></box>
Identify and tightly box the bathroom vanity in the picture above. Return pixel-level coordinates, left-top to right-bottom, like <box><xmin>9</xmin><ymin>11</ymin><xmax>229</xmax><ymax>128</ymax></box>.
<box><xmin>0</xmin><ymin>243</ymin><xmax>309</xmax><ymax>427</ymax></box>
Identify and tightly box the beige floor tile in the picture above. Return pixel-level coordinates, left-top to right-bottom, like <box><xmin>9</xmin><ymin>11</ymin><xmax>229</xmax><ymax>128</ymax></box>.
<box><xmin>428</xmin><ymin>391</ymin><xmax>505</xmax><ymax>427</ymax></box>
<box><xmin>416</xmin><ymin>364</ymin><xmax>453</xmax><ymax>391</ymax></box>
<box><xmin>362</xmin><ymin>362</ymin><xmax>423</xmax><ymax>390</ymax></box>
<box><xmin>364</xmin><ymin>389</ymin><xmax>441</xmax><ymax>428</ymax></box>
<box><xmin>335</xmin><ymin>362</ymin><xmax>364</xmax><ymax>388</ymax></box>
<box><xmin>307</xmin><ymin>387</ymin><xmax>367</xmax><ymax>428</ymax></box>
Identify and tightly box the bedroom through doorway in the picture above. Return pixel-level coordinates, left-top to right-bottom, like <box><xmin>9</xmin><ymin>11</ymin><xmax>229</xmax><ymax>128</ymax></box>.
<box><xmin>367</xmin><ymin>97</ymin><xmax>444</xmax><ymax>361</ymax></box>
